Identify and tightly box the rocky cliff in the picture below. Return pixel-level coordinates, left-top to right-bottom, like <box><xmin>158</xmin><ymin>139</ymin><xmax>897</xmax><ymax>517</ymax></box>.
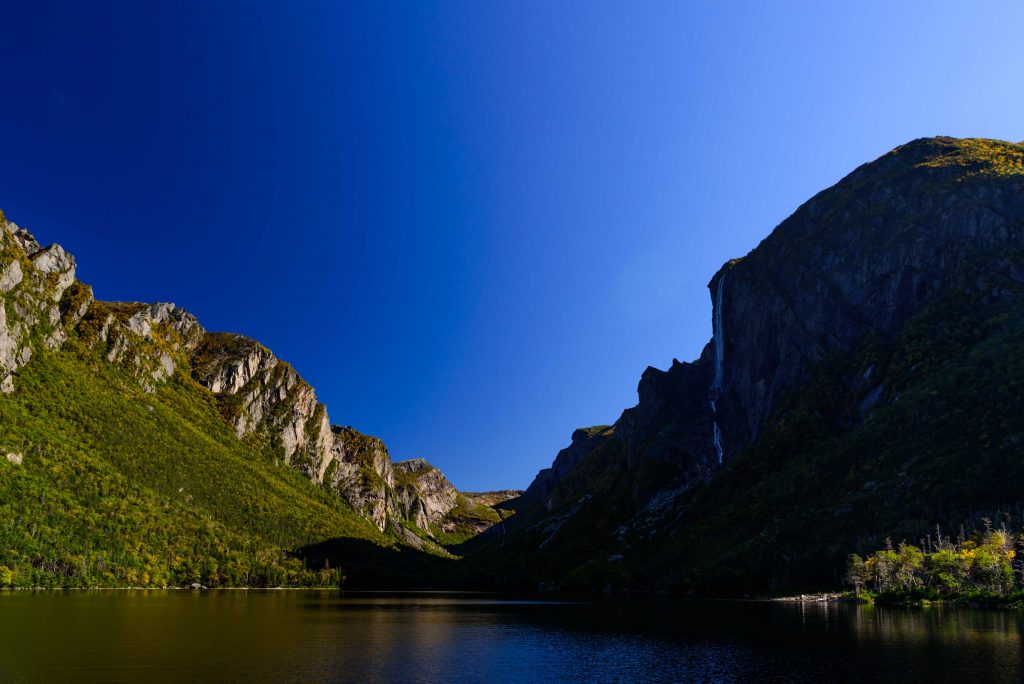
<box><xmin>9</xmin><ymin>135</ymin><xmax>1019</xmax><ymax>593</ymax></box>
<box><xmin>0</xmin><ymin>210</ymin><xmax>484</xmax><ymax>539</ymax></box>
<box><xmin>0</xmin><ymin>214</ymin><xmax>90</xmax><ymax>392</ymax></box>
<box><xmin>394</xmin><ymin>458</ymin><xmax>461</xmax><ymax>530</ymax></box>
<box><xmin>709</xmin><ymin>137</ymin><xmax>1024</xmax><ymax>460</ymax></box>
<box><xmin>474</xmin><ymin>137</ymin><xmax>1024</xmax><ymax>593</ymax></box>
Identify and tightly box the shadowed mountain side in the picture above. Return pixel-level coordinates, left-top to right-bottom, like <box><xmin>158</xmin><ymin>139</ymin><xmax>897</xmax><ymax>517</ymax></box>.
<box><xmin>467</xmin><ymin>137</ymin><xmax>1024</xmax><ymax>594</ymax></box>
<box><xmin>6</xmin><ymin>136</ymin><xmax>1024</xmax><ymax>593</ymax></box>
<box><xmin>294</xmin><ymin>537</ymin><xmax>464</xmax><ymax>589</ymax></box>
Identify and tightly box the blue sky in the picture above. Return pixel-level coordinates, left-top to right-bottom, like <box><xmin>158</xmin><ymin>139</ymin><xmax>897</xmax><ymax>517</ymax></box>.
<box><xmin>2</xmin><ymin>1</ymin><xmax>1023</xmax><ymax>490</ymax></box>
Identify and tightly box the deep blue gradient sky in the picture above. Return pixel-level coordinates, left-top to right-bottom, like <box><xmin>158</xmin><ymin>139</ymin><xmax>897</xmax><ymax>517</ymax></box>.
<box><xmin>2</xmin><ymin>1</ymin><xmax>1023</xmax><ymax>490</ymax></box>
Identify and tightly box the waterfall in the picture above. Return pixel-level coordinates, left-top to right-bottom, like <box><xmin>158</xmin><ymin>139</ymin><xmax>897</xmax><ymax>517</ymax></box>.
<box><xmin>712</xmin><ymin>420</ymin><xmax>723</xmax><ymax>464</ymax></box>
<box><xmin>710</xmin><ymin>274</ymin><xmax>725</xmax><ymax>464</ymax></box>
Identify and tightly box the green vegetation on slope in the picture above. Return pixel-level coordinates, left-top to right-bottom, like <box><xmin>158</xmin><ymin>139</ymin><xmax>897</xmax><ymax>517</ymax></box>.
<box><xmin>471</xmin><ymin>250</ymin><xmax>1024</xmax><ymax>594</ymax></box>
<box><xmin>428</xmin><ymin>494</ymin><xmax>506</xmax><ymax>546</ymax></box>
<box><xmin>652</xmin><ymin>258</ymin><xmax>1024</xmax><ymax>594</ymax></box>
<box><xmin>465</xmin><ymin>428</ymin><xmax>675</xmax><ymax>589</ymax></box>
<box><xmin>470</xmin><ymin>137</ymin><xmax>1024</xmax><ymax>595</ymax></box>
<box><xmin>0</xmin><ymin>341</ymin><xmax>397</xmax><ymax>588</ymax></box>
<box><xmin>913</xmin><ymin>137</ymin><xmax>1024</xmax><ymax>178</ymax></box>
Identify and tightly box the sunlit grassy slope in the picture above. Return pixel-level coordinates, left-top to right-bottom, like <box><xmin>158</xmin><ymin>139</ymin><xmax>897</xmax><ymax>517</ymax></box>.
<box><xmin>0</xmin><ymin>339</ymin><xmax>405</xmax><ymax>588</ymax></box>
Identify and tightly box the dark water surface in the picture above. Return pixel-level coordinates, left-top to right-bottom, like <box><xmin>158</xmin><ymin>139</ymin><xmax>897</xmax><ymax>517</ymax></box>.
<box><xmin>1</xmin><ymin>591</ymin><xmax>1022</xmax><ymax>683</ymax></box>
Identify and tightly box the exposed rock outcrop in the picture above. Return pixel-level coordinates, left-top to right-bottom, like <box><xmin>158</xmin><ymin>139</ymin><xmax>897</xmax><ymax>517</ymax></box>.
<box><xmin>0</xmin><ymin>211</ymin><xmax>490</xmax><ymax>539</ymax></box>
<box><xmin>463</xmin><ymin>490</ymin><xmax>522</xmax><ymax>508</ymax></box>
<box><xmin>394</xmin><ymin>458</ymin><xmax>460</xmax><ymax>531</ymax></box>
<box><xmin>191</xmin><ymin>332</ymin><xmax>336</xmax><ymax>480</ymax></box>
<box><xmin>0</xmin><ymin>214</ymin><xmax>92</xmax><ymax>392</ymax></box>
<box><xmin>521</xmin><ymin>137</ymin><xmax>1024</xmax><ymax>514</ymax></box>
<box><xmin>481</xmin><ymin>136</ymin><xmax>1024</xmax><ymax>591</ymax></box>
<box><xmin>326</xmin><ymin>426</ymin><xmax>397</xmax><ymax>531</ymax></box>
<box><xmin>709</xmin><ymin>138</ymin><xmax>1024</xmax><ymax>460</ymax></box>
<box><xmin>78</xmin><ymin>301</ymin><xmax>204</xmax><ymax>392</ymax></box>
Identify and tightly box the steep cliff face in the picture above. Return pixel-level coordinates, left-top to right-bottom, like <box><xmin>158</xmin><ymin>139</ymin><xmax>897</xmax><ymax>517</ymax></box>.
<box><xmin>191</xmin><ymin>332</ymin><xmax>337</xmax><ymax>482</ymax></box>
<box><xmin>189</xmin><ymin>338</ymin><xmax>474</xmax><ymax>535</ymax></box>
<box><xmin>0</xmin><ymin>212</ymin><xmax>476</xmax><ymax>539</ymax></box>
<box><xmin>78</xmin><ymin>301</ymin><xmax>204</xmax><ymax>392</ymax></box>
<box><xmin>188</xmin><ymin>337</ymin><xmax>482</xmax><ymax>536</ymax></box>
<box><xmin>711</xmin><ymin>137</ymin><xmax>1024</xmax><ymax>460</ymax></box>
<box><xmin>0</xmin><ymin>215</ymin><xmax>91</xmax><ymax>392</ymax></box>
<box><xmin>509</xmin><ymin>358</ymin><xmax>719</xmax><ymax>538</ymax></box>
<box><xmin>325</xmin><ymin>427</ymin><xmax>397</xmax><ymax>531</ymax></box>
<box><xmin>477</xmin><ymin>137</ymin><xmax>1024</xmax><ymax>592</ymax></box>
<box><xmin>394</xmin><ymin>458</ymin><xmax>460</xmax><ymax>530</ymax></box>
<box><xmin>0</xmin><ymin>214</ymin><xmax>415</xmax><ymax>588</ymax></box>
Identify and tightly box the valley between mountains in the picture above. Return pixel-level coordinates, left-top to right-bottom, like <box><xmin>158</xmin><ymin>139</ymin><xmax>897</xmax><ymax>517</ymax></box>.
<box><xmin>4</xmin><ymin>135</ymin><xmax>1024</xmax><ymax>594</ymax></box>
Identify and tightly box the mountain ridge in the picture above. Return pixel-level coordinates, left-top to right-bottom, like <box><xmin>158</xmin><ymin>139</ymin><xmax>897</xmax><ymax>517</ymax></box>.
<box><xmin>4</xmin><ymin>135</ymin><xmax>1023</xmax><ymax>593</ymax></box>
<box><xmin>0</xmin><ymin>211</ymin><xmax>515</xmax><ymax>587</ymax></box>
<box><xmin>470</xmin><ymin>136</ymin><xmax>1024</xmax><ymax>593</ymax></box>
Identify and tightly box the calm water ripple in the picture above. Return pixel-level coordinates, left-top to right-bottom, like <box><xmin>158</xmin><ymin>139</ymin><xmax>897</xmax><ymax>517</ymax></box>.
<box><xmin>0</xmin><ymin>591</ymin><xmax>1021</xmax><ymax>683</ymax></box>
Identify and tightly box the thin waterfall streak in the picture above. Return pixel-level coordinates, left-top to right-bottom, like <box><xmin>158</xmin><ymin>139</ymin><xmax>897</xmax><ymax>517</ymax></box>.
<box><xmin>710</xmin><ymin>274</ymin><xmax>726</xmax><ymax>464</ymax></box>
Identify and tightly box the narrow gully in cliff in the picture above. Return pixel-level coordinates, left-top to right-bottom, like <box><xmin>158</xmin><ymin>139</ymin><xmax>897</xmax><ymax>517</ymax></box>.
<box><xmin>710</xmin><ymin>273</ymin><xmax>725</xmax><ymax>464</ymax></box>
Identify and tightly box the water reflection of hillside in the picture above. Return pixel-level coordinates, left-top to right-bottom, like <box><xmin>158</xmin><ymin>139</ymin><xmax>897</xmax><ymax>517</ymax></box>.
<box><xmin>852</xmin><ymin>604</ymin><xmax>1023</xmax><ymax>645</ymax></box>
<box><xmin>4</xmin><ymin>593</ymin><xmax>1024</xmax><ymax>682</ymax></box>
<box><xmin>793</xmin><ymin>601</ymin><xmax>1024</xmax><ymax>676</ymax></box>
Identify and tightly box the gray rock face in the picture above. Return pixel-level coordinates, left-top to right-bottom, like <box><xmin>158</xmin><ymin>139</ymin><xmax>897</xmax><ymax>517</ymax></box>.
<box><xmin>394</xmin><ymin>458</ymin><xmax>460</xmax><ymax>530</ymax></box>
<box><xmin>81</xmin><ymin>301</ymin><xmax>204</xmax><ymax>392</ymax></box>
<box><xmin>30</xmin><ymin>244</ymin><xmax>76</xmax><ymax>299</ymax></box>
<box><xmin>501</xmin><ymin>137</ymin><xmax>1024</xmax><ymax>581</ymax></box>
<box><xmin>0</xmin><ymin>300</ymin><xmax>19</xmax><ymax>394</ymax></box>
<box><xmin>0</xmin><ymin>210</ymin><xmax>491</xmax><ymax>540</ymax></box>
<box><xmin>189</xmin><ymin>337</ymin><xmax>411</xmax><ymax>531</ymax></box>
<box><xmin>10</xmin><ymin>226</ymin><xmax>41</xmax><ymax>255</ymax></box>
<box><xmin>0</xmin><ymin>217</ymin><xmax>91</xmax><ymax>392</ymax></box>
<box><xmin>187</xmin><ymin>335</ymin><xmax>475</xmax><ymax>535</ymax></box>
<box><xmin>527</xmin><ymin>137</ymin><xmax>1024</xmax><ymax>502</ymax></box>
<box><xmin>0</xmin><ymin>259</ymin><xmax>22</xmax><ymax>294</ymax></box>
<box><xmin>192</xmin><ymin>333</ymin><xmax>277</xmax><ymax>395</ymax></box>
<box><xmin>191</xmin><ymin>332</ymin><xmax>337</xmax><ymax>481</ymax></box>
<box><xmin>328</xmin><ymin>427</ymin><xmax>397</xmax><ymax>531</ymax></box>
<box><xmin>463</xmin><ymin>490</ymin><xmax>523</xmax><ymax>507</ymax></box>
<box><xmin>712</xmin><ymin>137</ymin><xmax>1024</xmax><ymax>459</ymax></box>
<box><xmin>176</xmin><ymin>324</ymin><xmax>474</xmax><ymax>535</ymax></box>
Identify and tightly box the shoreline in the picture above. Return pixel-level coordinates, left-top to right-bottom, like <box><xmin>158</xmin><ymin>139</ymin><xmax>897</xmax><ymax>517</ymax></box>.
<box><xmin>766</xmin><ymin>592</ymin><xmax>1024</xmax><ymax>609</ymax></box>
<box><xmin>767</xmin><ymin>592</ymin><xmax>849</xmax><ymax>603</ymax></box>
<box><xmin>5</xmin><ymin>586</ymin><xmax>1024</xmax><ymax>610</ymax></box>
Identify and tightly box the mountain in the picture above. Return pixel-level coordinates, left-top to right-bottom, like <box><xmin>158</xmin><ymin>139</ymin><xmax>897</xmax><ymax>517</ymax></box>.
<box><xmin>6</xmin><ymin>136</ymin><xmax>1023</xmax><ymax>595</ymax></box>
<box><xmin>0</xmin><ymin>212</ymin><xmax>511</xmax><ymax>588</ymax></box>
<box><xmin>471</xmin><ymin>137</ymin><xmax>1024</xmax><ymax>594</ymax></box>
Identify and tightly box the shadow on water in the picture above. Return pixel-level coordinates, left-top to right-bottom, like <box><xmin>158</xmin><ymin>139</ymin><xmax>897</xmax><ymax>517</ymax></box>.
<box><xmin>2</xmin><ymin>592</ymin><xmax>1023</xmax><ymax>683</ymax></box>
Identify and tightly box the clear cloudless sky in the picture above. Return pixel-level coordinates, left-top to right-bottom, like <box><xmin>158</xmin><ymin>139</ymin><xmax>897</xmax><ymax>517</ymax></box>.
<box><xmin>2</xmin><ymin>1</ymin><xmax>1023</xmax><ymax>490</ymax></box>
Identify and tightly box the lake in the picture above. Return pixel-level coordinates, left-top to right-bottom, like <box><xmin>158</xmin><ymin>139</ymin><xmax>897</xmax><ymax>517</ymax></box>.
<box><xmin>0</xmin><ymin>591</ymin><xmax>1021</xmax><ymax>682</ymax></box>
